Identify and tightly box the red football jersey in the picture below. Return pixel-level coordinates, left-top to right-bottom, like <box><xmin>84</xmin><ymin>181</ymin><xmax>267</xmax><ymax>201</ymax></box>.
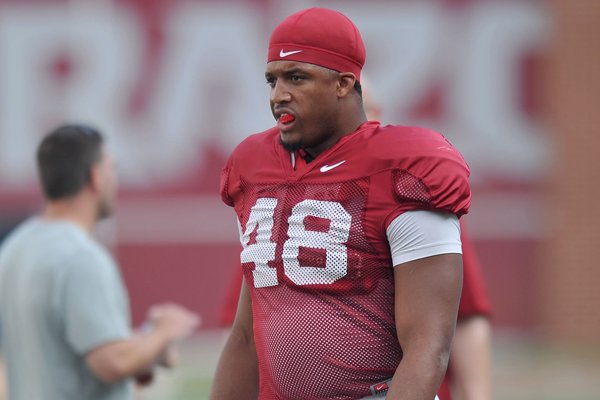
<box><xmin>220</xmin><ymin>121</ymin><xmax>471</xmax><ymax>399</ymax></box>
<box><xmin>456</xmin><ymin>223</ymin><xmax>492</xmax><ymax>320</ymax></box>
<box><xmin>218</xmin><ymin>223</ymin><xmax>492</xmax><ymax>400</ymax></box>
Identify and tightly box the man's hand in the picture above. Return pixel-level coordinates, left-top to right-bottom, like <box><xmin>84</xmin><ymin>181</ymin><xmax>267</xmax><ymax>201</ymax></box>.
<box><xmin>131</xmin><ymin>304</ymin><xmax>199</xmax><ymax>386</ymax></box>
<box><xmin>148</xmin><ymin>303</ymin><xmax>201</xmax><ymax>341</ymax></box>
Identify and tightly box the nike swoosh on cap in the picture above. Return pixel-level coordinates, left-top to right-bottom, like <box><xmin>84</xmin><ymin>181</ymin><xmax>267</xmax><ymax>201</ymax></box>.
<box><xmin>280</xmin><ymin>49</ymin><xmax>303</xmax><ymax>57</ymax></box>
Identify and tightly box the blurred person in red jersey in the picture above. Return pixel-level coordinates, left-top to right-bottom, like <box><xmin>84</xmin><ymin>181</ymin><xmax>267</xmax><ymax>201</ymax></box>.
<box><xmin>211</xmin><ymin>8</ymin><xmax>472</xmax><ymax>400</ymax></box>
<box><xmin>0</xmin><ymin>125</ymin><xmax>200</xmax><ymax>400</ymax></box>
<box><xmin>441</xmin><ymin>225</ymin><xmax>492</xmax><ymax>400</ymax></box>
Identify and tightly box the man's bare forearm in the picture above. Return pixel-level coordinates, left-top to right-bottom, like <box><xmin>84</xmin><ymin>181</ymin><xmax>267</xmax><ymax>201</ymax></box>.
<box><xmin>386</xmin><ymin>337</ymin><xmax>451</xmax><ymax>399</ymax></box>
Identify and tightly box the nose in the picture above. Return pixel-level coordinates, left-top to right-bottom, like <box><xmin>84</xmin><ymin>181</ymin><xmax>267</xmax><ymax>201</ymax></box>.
<box><xmin>270</xmin><ymin>80</ymin><xmax>292</xmax><ymax>105</ymax></box>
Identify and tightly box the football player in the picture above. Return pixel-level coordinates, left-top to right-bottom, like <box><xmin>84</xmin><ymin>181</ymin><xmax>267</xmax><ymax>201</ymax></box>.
<box><xmin>212</xmin><ymin>8</ymin><xmax>470</xmax><ymax>400</ymax></box>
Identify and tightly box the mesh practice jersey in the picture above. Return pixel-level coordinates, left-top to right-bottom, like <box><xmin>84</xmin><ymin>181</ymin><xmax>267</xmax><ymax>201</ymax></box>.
<box><xmin>220</xmin><ymin>121</ymin><xmax>471</xmax><ymax>399</ymax></box>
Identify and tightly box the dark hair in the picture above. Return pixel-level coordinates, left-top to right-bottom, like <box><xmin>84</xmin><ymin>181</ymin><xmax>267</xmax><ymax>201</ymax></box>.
<box><xmin>354</xmin><ymin>80</ymin><xmax>362</xmax><ymax>97</ymax></box>
<box><xmin>36</xmin><ymin>124</ymin><xmax>104</xmax><ymax>200</ymax></box>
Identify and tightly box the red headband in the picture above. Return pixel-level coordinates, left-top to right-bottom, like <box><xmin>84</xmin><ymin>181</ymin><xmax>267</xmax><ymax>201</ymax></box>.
<box><xmin>267</xmin><ymin>8</ymin><xmax>366</xmax><ymax>80</ymax></box>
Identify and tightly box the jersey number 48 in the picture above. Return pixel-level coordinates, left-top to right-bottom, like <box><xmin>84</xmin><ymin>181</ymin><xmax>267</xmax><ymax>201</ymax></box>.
<box><xmin>241</xmin><ymin>197</ymin><xmax>352</xmax><ymax>288</ymax></box>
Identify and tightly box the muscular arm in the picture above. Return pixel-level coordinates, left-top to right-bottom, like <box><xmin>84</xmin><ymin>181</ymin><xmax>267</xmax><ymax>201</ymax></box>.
<box><xmin>210</xmin><ymin>279</ymin><xmax>259</xmax><ymax>400</ymax></box>
<box><xmin>449</xmin><ymin>316</ymin><xmax>491</xmax><ymax>400</ymax></box>
<box><xmin>86</xmin><ymin>303</ymin><xmax>198</xmax><ymax>383</ymax></box>
<box><xmin>386</xmin><ymin>253</ymin><xmax>463</xmax><ymax>400</ymax></box>
<box><xmin>86</xmin><ymin>328</ymin><xmax>174</xmax><ymax>383</ymax></box>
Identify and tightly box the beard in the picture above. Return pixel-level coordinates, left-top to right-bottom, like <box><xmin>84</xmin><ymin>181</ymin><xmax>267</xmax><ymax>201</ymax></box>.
<box><xmin>279</xmin><ymin>137</ymin><xmax>303</xmax><ymax>152</ymax></box>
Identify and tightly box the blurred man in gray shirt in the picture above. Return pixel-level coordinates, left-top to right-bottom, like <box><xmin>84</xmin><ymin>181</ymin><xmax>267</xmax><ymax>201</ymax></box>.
<box><xmin>0</xmin><ymin>125</ymin><xmax>199</xmax><ymax>400</ymax></box>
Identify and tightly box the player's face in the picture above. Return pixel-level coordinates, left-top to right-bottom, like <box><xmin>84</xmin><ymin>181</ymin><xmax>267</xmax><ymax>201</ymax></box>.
<box><xmin>95</xmin><ymin>148</ymin><xmax>118</xmax><ymax>220</ymax></box>
<box><xmin>266</xmin><ymin>61</ymin><xmax>342</xmax><ymax>155</ymax></box>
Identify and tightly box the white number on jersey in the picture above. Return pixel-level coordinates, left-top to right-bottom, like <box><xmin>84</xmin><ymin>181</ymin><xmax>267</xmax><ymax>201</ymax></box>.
<box><xmin>240</xmin><ymin>197</ymin><xmax>279</xmax><ymax>288</ymax></box>
<box><xmin>241</xmin><ymin>198</ymin><xmax>352</xmax><ymax>287</ymax></box>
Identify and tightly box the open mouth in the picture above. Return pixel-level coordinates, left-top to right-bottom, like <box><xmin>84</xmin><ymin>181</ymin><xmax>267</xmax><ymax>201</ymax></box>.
<box><xmin>277</xmin><ymin>113</ymin><xmax>296</xmax><ymax>131</ymax></box>
<box><xmin>279</xmin><ymin>113</ymin><xmax>295</xmax><ymax>124</ymax></box>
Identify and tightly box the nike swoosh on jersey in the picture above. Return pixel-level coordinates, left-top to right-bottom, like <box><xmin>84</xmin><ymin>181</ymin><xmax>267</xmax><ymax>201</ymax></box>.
<box><xmin>320</xmin><ymin>160</ymin><xmax>346</xmax><ymax>172</ymax></box>
<box><xmin>280</xmin><ymin>49</ymin><xmax>303</xmax><ymax>57</ymax></box>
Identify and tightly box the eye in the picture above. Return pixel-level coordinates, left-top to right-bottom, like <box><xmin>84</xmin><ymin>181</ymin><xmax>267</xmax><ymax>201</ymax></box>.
<box><xmin>291</xmin><ymin>75</ymin><xmax>303</xmax><ymax>82</ymax></box>
<box><xmin>266</xmin><ymin>76</ymin><xmax>276</xmax><ymax>88</ymax></box>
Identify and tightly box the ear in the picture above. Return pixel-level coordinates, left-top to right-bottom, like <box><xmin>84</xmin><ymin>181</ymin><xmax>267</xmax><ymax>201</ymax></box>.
<box><xmin>336</xmin><ymin>73</ymin><xmax>357</xmax><ymax>98</ymax></box>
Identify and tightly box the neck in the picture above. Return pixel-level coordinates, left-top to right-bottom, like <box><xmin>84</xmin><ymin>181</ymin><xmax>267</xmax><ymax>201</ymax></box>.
<box><xmin>335</xmin><ymin>108</ymin><xmax>368</xmax><ymax>142</ymax></box>
<box><xmin>42</xmin><ymin>195</ymin><xmax>97</xmax><ymax>234</ymax></box>
<box><xmin>305</xmin><ymin>108</ymin><xmax>368</xmax><ymax>158</ymax></box>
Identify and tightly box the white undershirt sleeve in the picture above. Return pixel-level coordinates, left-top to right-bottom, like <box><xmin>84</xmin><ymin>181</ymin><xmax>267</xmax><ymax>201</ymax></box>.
<box><xmin>386</xmin><ymin>210</ymin><xmax>462</xmax><ymax>266</ymax></box>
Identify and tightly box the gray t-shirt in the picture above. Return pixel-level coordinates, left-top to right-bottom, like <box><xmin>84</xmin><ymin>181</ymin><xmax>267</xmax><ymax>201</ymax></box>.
<box><xmin>0</xmin><ymin>218</ymin><xmax>134</xmax><ymax>400</ymax></box>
